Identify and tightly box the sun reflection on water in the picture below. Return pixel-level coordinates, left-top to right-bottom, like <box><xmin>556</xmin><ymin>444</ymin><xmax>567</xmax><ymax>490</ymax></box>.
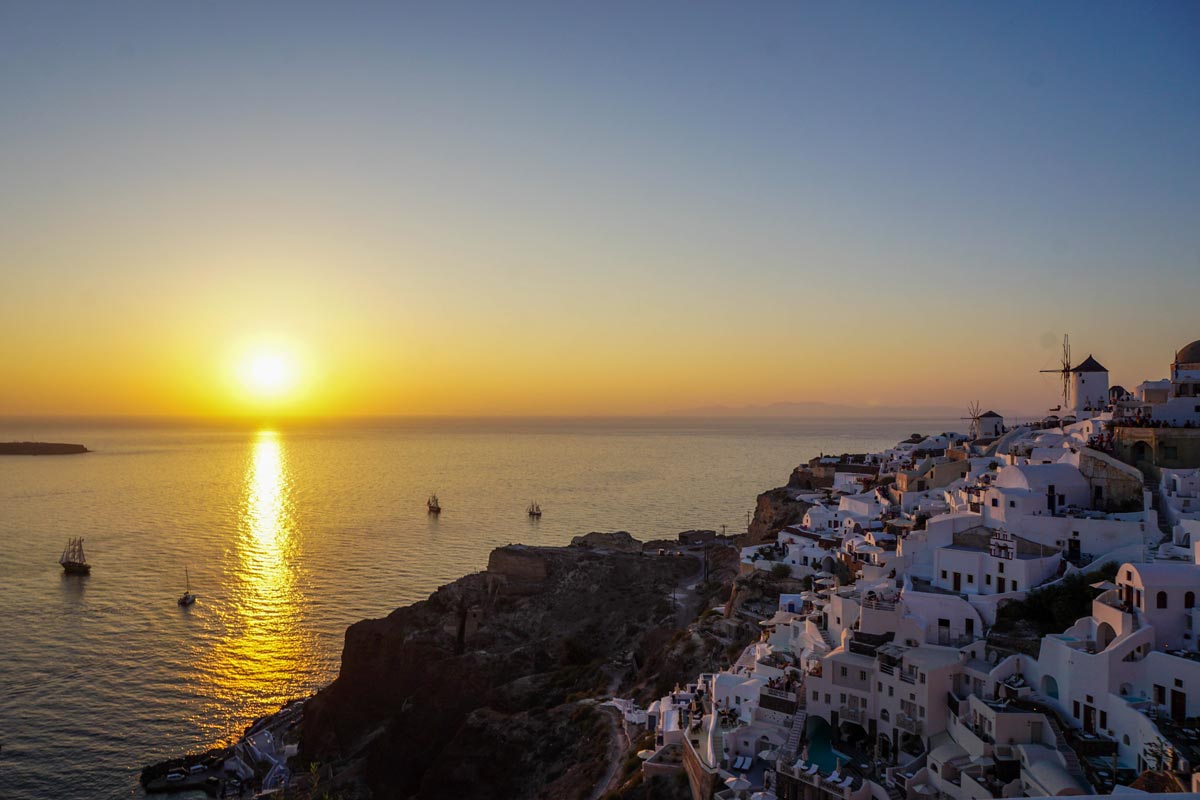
<box><xmin>196</xmin><ymin>430</ymin><xmax>318</xmax><ymax>739</ymax></box>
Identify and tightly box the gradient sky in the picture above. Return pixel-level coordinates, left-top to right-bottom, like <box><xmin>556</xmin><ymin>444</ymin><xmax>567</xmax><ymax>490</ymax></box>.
<box><xmin>1</xmin><ymin>1</ymin><xmax>1198</xmax><ymax>417</ymax></box>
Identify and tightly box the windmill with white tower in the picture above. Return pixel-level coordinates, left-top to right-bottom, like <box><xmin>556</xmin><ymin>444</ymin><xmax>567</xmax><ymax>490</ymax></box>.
<box><xmin>1039</xmin><ymin>334</ymin><xmax>1109</xmax><ymax>418</ymax></box>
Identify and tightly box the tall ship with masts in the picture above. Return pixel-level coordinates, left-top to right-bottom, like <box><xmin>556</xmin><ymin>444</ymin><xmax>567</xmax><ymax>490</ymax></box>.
<box><xmin>59</xmin><ymin>537</ymin><xmax>91</xmax><ymax>575</ymax></box>
<box><xmin>427</xmin><ymin>493</ymin><xmax>441</xmax><ymax>514</ymax></box>
<box><xmin>527</xmin><ymin>501</ymin><xmax>542</xmax><ymax>518</ymax></box>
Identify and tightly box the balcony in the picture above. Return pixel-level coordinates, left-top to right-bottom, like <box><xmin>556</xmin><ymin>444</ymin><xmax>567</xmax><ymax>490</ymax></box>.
<box><xmin>878</xmin><ymin>662</ymin><xmax>896</xmax><ymax>677</ymax></box>
<box><xmin>839</xmin><ymin>705</ymin><xmax>866</xmax><ymax>725</ymax></box>
<box><xmin>899</xmin><ymin>671</ymin><xmax>917</xmax><ymax>685</ymax></box>
<box><xmin>897</xmin><ymin>713</ymin><xmax>924</xmax><ymax>735</ymax></box>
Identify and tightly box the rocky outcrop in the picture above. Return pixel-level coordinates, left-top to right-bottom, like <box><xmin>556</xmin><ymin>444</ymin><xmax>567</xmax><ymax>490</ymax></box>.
<box><xmin>569</xmin><ymin>530</ymin><xmax>643</xmax><ymax>553</ymax></box>
<box><xmin>746</xmin><ymin>487</ymin><xmax>813</xmax><ymax>545</ymax></box>
<box><xmin>299</xmin><ymin>543</ymin><xmax>699</xmax><ymax>799</ymax></box>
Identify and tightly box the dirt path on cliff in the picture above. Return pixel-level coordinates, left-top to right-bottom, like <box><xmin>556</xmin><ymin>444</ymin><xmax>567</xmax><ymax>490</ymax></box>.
<box><xmin>674</xmin><ymin>554</ymin><xmax>710</xmax><ymax>627</ymax></box>
<box><xmin>588</xmin><ymin>703</ymin><xmax>630</xmax><ymax>800</ymax></box>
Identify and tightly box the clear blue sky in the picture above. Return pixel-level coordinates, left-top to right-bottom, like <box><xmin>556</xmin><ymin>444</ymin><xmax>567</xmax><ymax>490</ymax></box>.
<box><xmin>1</xmin><ymin>1</ymin><xmax>1197</xmax><ymax>416</ymax></box>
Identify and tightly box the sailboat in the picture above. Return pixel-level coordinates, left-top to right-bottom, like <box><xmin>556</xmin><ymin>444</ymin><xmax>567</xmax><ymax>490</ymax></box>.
<box><xmin>178</xmin><ymin>568</ymin><xmax>196</xmax><ymax>607</ymax></box>
<box><xmin>527</xmin><ymin>501</ymin><xmax>542</xmax><ymax>518</ymax></box>
<box><xmin>427</xmin><ymin>493</ymin><xmax>441</xmax><ymax>515</ymax></box>
<box><xmin>59</xmin><ymin>537</ymin><xmax>91</xmax><ymax>575</ymax></box>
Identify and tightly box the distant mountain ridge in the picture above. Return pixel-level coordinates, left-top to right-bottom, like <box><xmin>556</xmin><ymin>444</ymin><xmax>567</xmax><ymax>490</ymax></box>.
<box><xmin>664</xmin><ymin>401</ymin><xmax>967</xmax><ymax>418</ymax></box>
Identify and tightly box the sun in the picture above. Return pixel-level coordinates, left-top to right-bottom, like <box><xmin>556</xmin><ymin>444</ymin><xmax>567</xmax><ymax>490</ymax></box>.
<box><xmin>236</xmin><ymin>347</ymin><xmax>299</xmax><ymax>401</ymax></box>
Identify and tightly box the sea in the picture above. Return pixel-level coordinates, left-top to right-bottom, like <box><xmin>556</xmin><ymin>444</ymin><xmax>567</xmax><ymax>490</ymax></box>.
<box><xmin>0</xmin><ymin>416</ymin><xmax>959</xmax><ymax>799</ymax></box>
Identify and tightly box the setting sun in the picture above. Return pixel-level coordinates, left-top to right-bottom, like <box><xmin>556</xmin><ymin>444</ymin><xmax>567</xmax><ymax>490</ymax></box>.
<box><xmin>235</xmin><ymin>347</ymin><xmax>300</xmax><ymax>402</ymax></box>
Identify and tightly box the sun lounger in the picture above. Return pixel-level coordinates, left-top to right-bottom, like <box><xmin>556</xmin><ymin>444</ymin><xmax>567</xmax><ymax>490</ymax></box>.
<box><xmin>806</xmin><ymin>764</ymin><xmax>820</xmax><ymax>775</ymax></box>
<box><xmin>733</xmin><ymin>755</ymin><xmax>749</xmax><ymax>770</ymax></box>
<box><xmin>841</xmin><ymin>776</ymin><xmax>854</xmax><ymax>788</ymax></box>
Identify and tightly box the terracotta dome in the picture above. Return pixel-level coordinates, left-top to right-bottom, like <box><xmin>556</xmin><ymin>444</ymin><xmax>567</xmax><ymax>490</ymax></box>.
<box><xmin>1177</xmin><ymin>339</ymin><xmax>1200</xmax><ymax>364</ymax></box>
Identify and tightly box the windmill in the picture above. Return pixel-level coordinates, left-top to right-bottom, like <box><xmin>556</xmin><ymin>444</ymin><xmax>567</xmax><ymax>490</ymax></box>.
<box><xmin>1040</xmin><ymin>334</ymin><xmax>1071</xmax><ymax>411</ymax></box>
<box><xmin>961</xmin><ymin>401</ymin><xmax>983</xmax><ymax>440</ymax></box>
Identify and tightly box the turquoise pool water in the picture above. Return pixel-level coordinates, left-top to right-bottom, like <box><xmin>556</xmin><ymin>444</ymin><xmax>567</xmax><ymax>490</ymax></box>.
<box><xmin>806</xmin><ymin>724</ymin><xmax>852</xmax><ymax>772</ymax></box>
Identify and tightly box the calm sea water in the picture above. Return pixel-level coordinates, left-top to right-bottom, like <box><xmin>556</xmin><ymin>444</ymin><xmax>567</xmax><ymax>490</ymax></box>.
<box><xmin>0</xmin><ymin>416</ymin><xmax>956</xmax><ymax>799</ymax></box>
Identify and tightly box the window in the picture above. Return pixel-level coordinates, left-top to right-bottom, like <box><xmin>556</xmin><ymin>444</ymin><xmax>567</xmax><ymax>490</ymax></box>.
<box><xmin>888</xmin><ymin>686</ymin><xmax>894</xmax><ymax>697</ymax></box>
<box><xmin>1175</xmin><ymin>678</ymin><xmax>1183</xmax><ymax>688</ymax></box>
<box><xmin>967</xmin><ymin>574</ymin><xmax>974</xmax><ymax>584</ymax></box>
<box><xmin>1009</xmin><ymin>500</ymin><xmax>1016</xmax><ymax>508</ymax></box>
<box><xmin>941</xmin><ymin>570</ymin><xmax>948</xmax><ymax>579</ymax></box>
<box><xmin>878</xmin><ymin>682</ymin><xmax>883</xmax><ymax>691</ymax></box>
<box><xmin>1186</xmin><ymin>592</ymin><xmax>1195</xmax><ymax>609</ymax></box>
<box><xmin>920</xmin><ymin>673</ymin><xmax>926</xmax><ymax>684</ymax></box>
<box><xmin>840</xmin><ymin>666</ymin><xmax>848</xmax><ymax>677</ymax></box>
<box><xmin>991</xmin><ymin>498</ymin><xmax>998</xmax><ymax>507</ymax></box>
<box><xmin>840</xmin><ymin>693</ymin><xmax>846</xmax><ymax>703</ymax></box>
<box><xmin>812</xmin><ymin>690</ymin><xmax>819</xmax><ymax>701</ymax></box>
<box><xmin>1074</xmin><ymin>701</ymin><xmax>1080</xmax><ymax>718</ymax></box>
<box><xmin>881</xmin><ymin>709</ymin><xmax>890</xmax><ymax>722</ymax></box>
<box><xmin>986</xmin><ymin>575</ymin><xmax>992</xmax><ymax>586</ymax></box>
<box><xmin>1158</xmin><ymin>591</ymin><xmax>1168</xmax><ymax>609</ymax></box>
<box><xmin>998</xmin><ymin>562</ymin><xmax>1005</xmax><ymax>574</ymax></box>
<box><xmin>1012</xmin><ymin>581</ymin><xmax>1018</xmax><ymax>591</ymax></box>
<box><xmin>1100</xmin><ymin>710</ymin><xmax>1107</xmax><ymax>729</ymax></box>
<box><xmin>860</xmin><ymin>670</ymin><xmax>867</xmax><ymax>681</ymax></box>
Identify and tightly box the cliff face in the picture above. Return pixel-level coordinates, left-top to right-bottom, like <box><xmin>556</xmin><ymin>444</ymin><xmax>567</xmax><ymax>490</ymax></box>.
<box><xmin>300</xmin><ymin>543</ymin><xmax>699</xmax><ymax>799</ymax></box>
<box><xmin>746</xmin><ymin>487</ymin><xmax>813</xmax><ymax>545</ymax></box>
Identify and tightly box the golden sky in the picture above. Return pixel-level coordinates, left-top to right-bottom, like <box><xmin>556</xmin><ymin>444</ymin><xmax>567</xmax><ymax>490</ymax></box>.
<box><xmin>1</xmin><ymin>4</ymin><xmax>1197</xmax><ymax>419</ymax></box>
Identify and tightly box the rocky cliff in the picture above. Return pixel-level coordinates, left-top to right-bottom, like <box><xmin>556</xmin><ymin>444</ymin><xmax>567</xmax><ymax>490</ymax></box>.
<box><xmin>299</xmin><ymin>541</ymin><xmax>704</xmax><ymax>799</ymax></box>
<box><xmin>746</xmin><ymin>486</ymin><xmax>813</xmax><ymax>545</ymax></box>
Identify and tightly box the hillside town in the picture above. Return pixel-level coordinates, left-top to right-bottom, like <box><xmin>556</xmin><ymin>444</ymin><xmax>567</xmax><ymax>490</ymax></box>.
<box><xmin>624</xmin><ymin>339</ymin><xmax>1200</xmax><ymax>800</ymax></box>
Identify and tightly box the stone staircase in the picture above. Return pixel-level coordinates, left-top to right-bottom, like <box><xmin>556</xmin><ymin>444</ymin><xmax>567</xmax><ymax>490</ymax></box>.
<box><xmin>1012</xmin><ymin>698</ymin><xmax>1091</xmax><ymax>791</ymax></box>
<box><xmin>1142</xmin><ymin>472</ymin><xmax>1173</xmax><ymax>543</ymax></box>
<box><xmin>820</xmin><ymin>627</ymin><xmax>835</xmax><ymax>649</ymax></box>
<box><xmin>885</xmin><ymin>782</ymin><xmax>905</xmax><ymax>800</ymax></box>
<box><xmin>783</xmin><ymin>710</ymin><xmax>808</xmax><ymax>758</ymax></box>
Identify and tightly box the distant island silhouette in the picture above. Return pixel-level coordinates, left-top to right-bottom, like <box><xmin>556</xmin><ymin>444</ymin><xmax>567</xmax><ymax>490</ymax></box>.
<box><xmin>0</xmin><ymin>441</ymin><xmax>89</xmax><ymax>455</ymax></box>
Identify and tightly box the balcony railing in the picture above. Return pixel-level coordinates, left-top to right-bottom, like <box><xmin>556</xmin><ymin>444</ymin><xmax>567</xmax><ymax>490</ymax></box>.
<box><xmin>878</xmin><ymin>662</ymin><xmax>896</xmax><ymax>676</ymax></box>
<box><xmin>899</xmin><ymin>671</ymin><xmax>917</xmax><ymax>685</ymax></box>
<box><xmin>897</xmin><ymin>713</ymin><xmax>924</xmax><ymax>735</ymax></box>
<box><xmin>839</xmin><ymin>705</ymin><xmax>866</xmax><ymax>725</ymax></box>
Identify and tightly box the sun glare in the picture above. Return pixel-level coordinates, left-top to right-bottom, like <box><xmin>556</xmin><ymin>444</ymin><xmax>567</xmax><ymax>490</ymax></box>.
<box><xmin>236</xmin><ymin>348</ymin><xmax>299</xmax><ymax>401</ymax></box>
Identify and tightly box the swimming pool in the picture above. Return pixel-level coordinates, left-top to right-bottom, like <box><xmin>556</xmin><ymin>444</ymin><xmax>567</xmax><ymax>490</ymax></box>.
<box><xmin>806</xmin><ymin>723</ymin><xmax>852</xmax><ymax>772</ymax></box>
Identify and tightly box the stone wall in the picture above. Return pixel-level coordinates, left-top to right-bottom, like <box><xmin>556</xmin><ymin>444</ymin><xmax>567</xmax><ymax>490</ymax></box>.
<box><xmin>1112</xmin><ymin>427</ymin><xmax>1200</xmax><ymax>470</ymax></box>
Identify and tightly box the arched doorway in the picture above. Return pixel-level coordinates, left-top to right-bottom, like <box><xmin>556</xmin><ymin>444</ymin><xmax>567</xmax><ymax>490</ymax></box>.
<box><xmin>1041</xmin><ymin>675</ymin><xmax>1060</xmax><ymax>699</ymax></box>
<box><xmin>1096</xmin><ymin>622</ymin><xmax>1116</xmax><ymax>650</ymax></box>
<box><xmin>1131</xmin><ymin>441</ymin><xmax>1153</xmax><ymax>465</ymax></box>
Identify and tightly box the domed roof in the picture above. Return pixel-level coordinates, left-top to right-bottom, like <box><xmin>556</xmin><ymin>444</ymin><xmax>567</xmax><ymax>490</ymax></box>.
<box><xmin>1176</xmin><ymin>339</ymin><xmax>1200</xmax><ymax>364</ymax></box>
